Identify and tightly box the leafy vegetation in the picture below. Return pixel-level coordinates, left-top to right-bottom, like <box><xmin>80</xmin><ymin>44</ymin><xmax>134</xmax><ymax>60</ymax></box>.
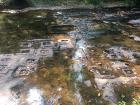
<box><xmin>117</xmin><ymin>97</ymin><xmax>140</xmax><ymax>105</ymax></box>
<box><xmin>115</xmin><ymin>84</ymin><xmax>140</xmax><ymax>105</ymax></box>
<box><xmin>124</xmin><ymin>0</ymin><xmax>140</xmax><ymax>6</ymax></box>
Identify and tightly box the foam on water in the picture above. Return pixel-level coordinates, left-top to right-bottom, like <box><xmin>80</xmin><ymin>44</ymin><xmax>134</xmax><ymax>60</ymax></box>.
<box><xmin>27</xmin><ymin>88</ymin><xmax>44</xmax><ymax>105</ymax></box>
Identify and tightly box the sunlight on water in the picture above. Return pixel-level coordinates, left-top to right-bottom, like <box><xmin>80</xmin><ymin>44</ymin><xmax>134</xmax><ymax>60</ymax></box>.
<box><xmin>27</xmin><ymin>88</ymin><xmax>44</xmax><ymax>105</ymax></box>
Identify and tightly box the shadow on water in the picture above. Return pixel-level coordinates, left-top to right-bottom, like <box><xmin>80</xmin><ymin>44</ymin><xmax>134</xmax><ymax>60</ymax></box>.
<box><xmin>0</xmin><ymin>10</ymin><xmax>56</xmax><ymax>53</ymax></box>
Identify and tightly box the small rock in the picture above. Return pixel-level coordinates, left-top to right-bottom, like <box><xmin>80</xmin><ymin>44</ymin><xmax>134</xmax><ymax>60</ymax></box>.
<box><xmin>128</xmin><ymin>19</ymin><xmax>140</xmax><ymax>26</ymax></box>
<box><xmin>84</xmin><ymin>80</ymin><xmax>92</xmax><ymax>87</ymax></box>
<box><xmin>57</xmin><ymin>87</ymin><xmax>62</xmax><ymax>92</ymax></box>
<box><xmin>129</xmin><ymin>35</ymin><xmax>140</xmax><ymax>42</ymax></box>
<box><xmin>97</xmin><ymin>63</ymin><xmax>102</xmax><ymax>65</ymax></box>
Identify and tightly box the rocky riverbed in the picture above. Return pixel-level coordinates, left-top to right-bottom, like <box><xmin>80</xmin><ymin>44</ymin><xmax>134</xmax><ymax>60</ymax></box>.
<box><xmin>0</xmin><ymin>7</ymin><xmax>140</xmax><ymax>105</ymax></box>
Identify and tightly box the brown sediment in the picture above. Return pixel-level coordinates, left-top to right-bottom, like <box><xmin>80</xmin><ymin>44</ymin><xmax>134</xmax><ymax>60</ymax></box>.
<box><xmin>26</xmin><ymin>56</ymin><xmax>78</xmax><ymax>104</ymax></box>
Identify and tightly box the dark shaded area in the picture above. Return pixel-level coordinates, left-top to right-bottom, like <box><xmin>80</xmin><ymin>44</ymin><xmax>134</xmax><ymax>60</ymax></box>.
<box><xmin>7</xmin><ymin>0</ymin><xmax>33</xmax><ymax>9</ymax></box>
<box><xmin>135</xmin><ymin>0</ymin><xmax>140</xmax><ymax>7</ymax></box>
<box><xmin>48</xmin><ymin>25</ymin><xmax>74</xmax><ymax>34</ymax></box>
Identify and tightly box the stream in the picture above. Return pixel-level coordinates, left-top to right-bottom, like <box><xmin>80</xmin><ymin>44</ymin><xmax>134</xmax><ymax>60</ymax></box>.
<box><xmin>0</xmin><ymin>7</ymin><xmax>140</xmax><ymax>105</ymax></box>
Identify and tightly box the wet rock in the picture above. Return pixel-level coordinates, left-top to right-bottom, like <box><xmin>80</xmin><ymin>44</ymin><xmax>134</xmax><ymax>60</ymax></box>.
<box><xmin>122</xmin><ymin>67</ymin><xmax>134</xmax><ymax>76</ymax></box>
<box><xmin>128</xmin><ymin>19</ymin><xmax>140</xmax><ymax>26</ymax></box>
<box><xmin>112</xmin><ymin>61</ymin><xmax>128</xmax><ymax>70</ymax></box>
<box><xmin>113</xmin><ymin>36</ymin><xmax>124</xmax><ymax>42</ymax></box>
<box><xmin>56</xmin><ymin>11</ymin><xmax>62</xmax><ymax>15</ymax></box>
<box><xmin>97</xmin><ymin>63</ymin><xmax>102</xmax><ymax>66</ymax></box>
<box><xmin>84</xmin><ymin>80</ymin><xmax>92</xmax><ymax>87</ymax></box>
<box><xmin>104</xmin><ymin>14</ymin><xmax>114</xmax><ymax>18</ymax></box>
<box><xmin>121</xmin><ymin>30</ymin><xmax>130</xmax><ymax>36</ymax></box>
<box><xmin>90</xmin><ymin>66</ymin><xmax>115</xmax><ymax>79</ymax></box>
<box><xmin>111</xmin><ymin>61</ymin><xmax>134</xmax><ymax>76</ymax></box>
<box><xmin>57</xmin><ymin>87</ymin><xmax>62</xmax><ymax>92</ymax></box>
<box><xmin>129</xmin><ymin>35</ymin><xmax>140</xmax><ymax>42</ymax></box>
<box><xmin>133</xmin><ymin>52</ymin><xmax>140</xmax><ymax>59</ymax></box>
<box><xmin>11</xmin><ymin>84</ymin><xmax>23</xmax><ymax>99</ymax></box>
<box><xmin>36</xmin><ymin>15</ymin><xmax>44</xmax><ymax>18</ymax></box>
<box><xmin>104</xmin><ymin>46</ymin><xmax>136</xmax><ymax>62</ymax></box>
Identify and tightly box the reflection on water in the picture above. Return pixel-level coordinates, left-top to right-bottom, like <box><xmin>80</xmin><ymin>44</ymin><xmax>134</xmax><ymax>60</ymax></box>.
<box><xmin>0</xmin><ymin>8</ymin><xmax>140</xmax><ymax>105</ymax></box>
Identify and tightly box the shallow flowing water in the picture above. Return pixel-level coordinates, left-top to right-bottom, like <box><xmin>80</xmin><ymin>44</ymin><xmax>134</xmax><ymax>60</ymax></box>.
<box><xmin>0</xmin><ymin>7</ymin><xmax>140</xmax><ymax>105</ymax></box>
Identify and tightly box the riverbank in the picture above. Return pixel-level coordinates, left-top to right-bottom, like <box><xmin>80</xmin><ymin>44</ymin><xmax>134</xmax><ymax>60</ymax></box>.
<box><xmin>1</xmin><ymin>1</ymin><xmax>140</xmax><ymax>16</ymax></box>
<box><xmin>0</xmin><ymin>1</ymin><xmax>135</xmax><ymax>11</ymax></box>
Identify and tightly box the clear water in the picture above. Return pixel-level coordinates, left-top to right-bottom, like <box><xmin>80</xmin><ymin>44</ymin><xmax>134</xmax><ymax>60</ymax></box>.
<box><xmin>0</xmin><ymin>8</ymin><xmax>140</xmax><ymax>105</ymax></box>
